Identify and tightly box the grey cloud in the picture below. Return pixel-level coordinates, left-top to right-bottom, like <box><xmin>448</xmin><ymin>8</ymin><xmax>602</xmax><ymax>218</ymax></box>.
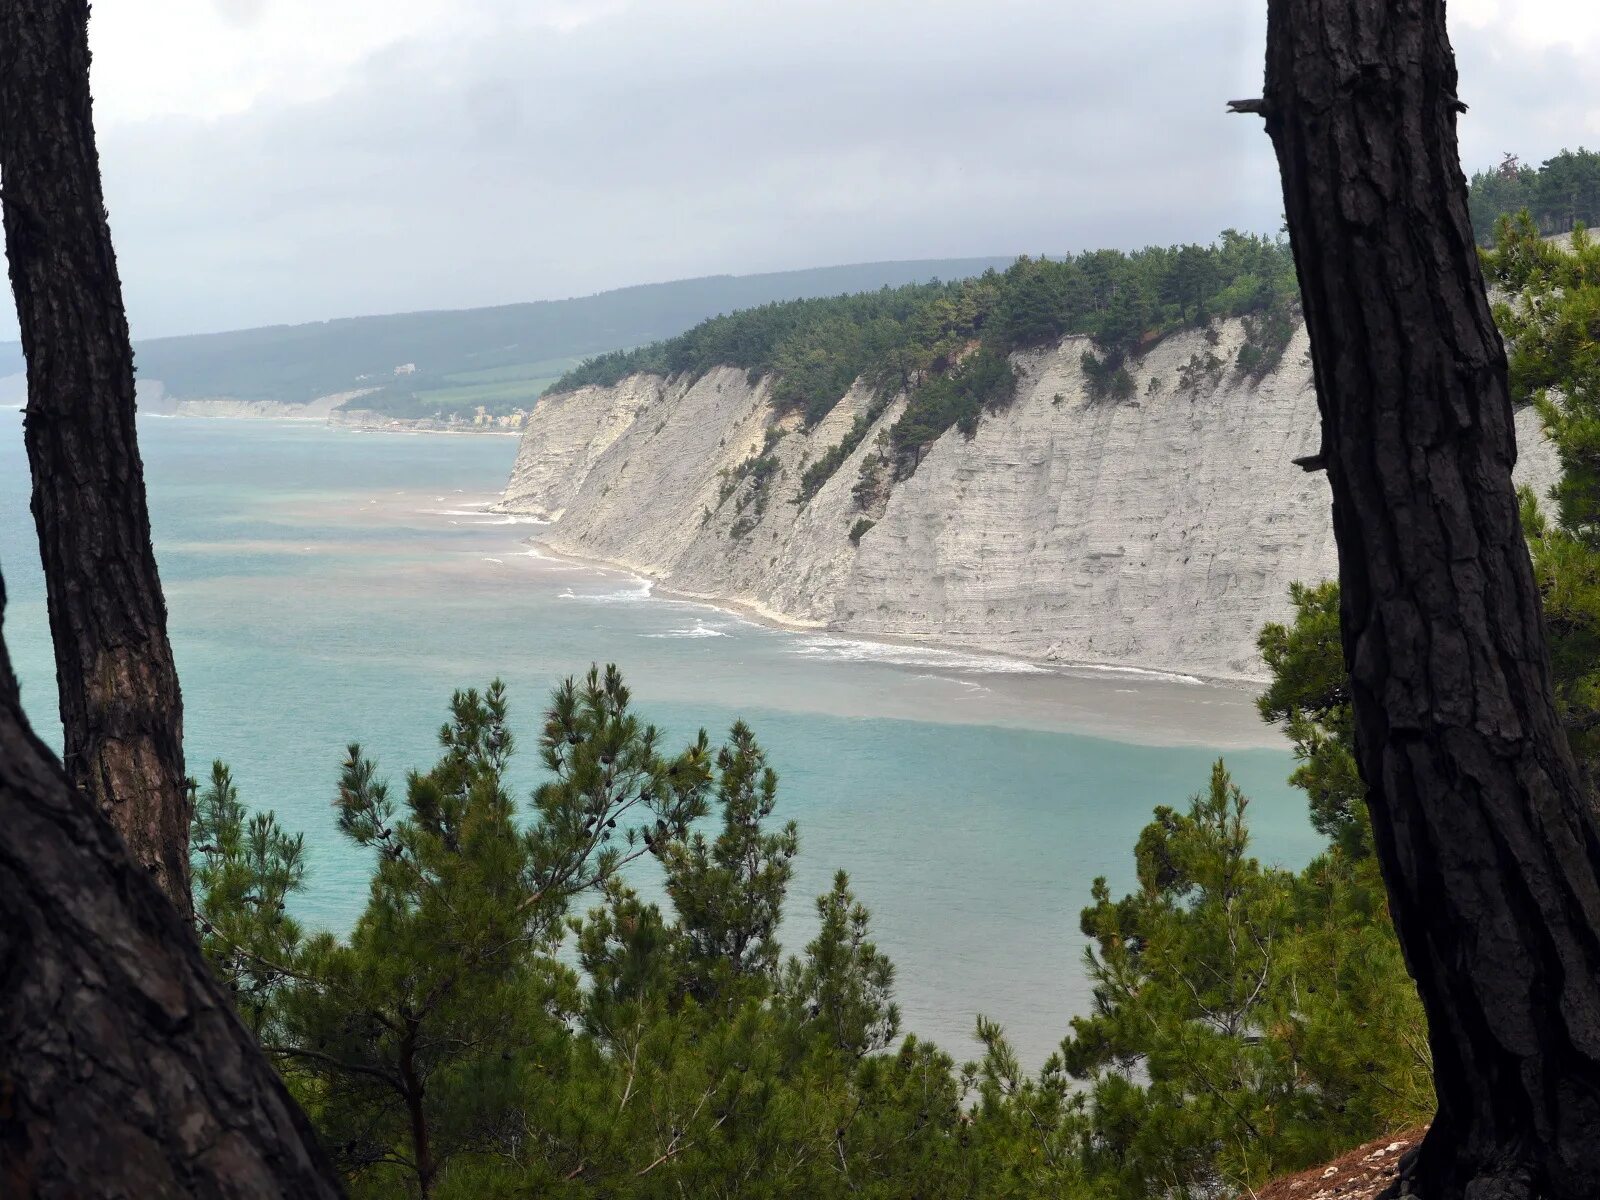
<box><xmin>2</xmin><ymin>2</ymin><xmax>1594</xmax><ymax>342</ymax></box>
<box><xmin>212</xmin><ymin>0</ymin><xmax>269</xmax><ymax>27</ymax></box>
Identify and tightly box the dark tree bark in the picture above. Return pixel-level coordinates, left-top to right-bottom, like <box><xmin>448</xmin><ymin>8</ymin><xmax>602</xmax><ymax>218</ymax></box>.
<box><xmin>1249</xmin><ymin>1</ymin><xmax>1600</xmax><ymax>1194</ymax></box>
<box><xmin>0</xmin><ymin>0</ymin><xmax>190</xmax><ymax>909</ymax></box>
<box><xmin>0</xmin><ymin>576</ymin><xmax>344</xmax><ymax>1197</ymax></box>
<box><xmin>0</xmin><ymin>3</ymin><xmax>341</xmax><ymax>1191</ymax></box>
<box><xmin>398</xmin><ymin>1024</ymin><xmax>437</xmax><ymax>1199</ymax></box>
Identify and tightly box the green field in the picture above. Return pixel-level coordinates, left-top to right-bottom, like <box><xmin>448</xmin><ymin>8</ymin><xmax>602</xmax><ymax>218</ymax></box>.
<box><xmin>438</xmin><ymin>356</ymin><xmax>584</xmax><ymax>386</ymax></box>
<box><xmin>401</xmin><ymin>374</ymin><xmax>562</xmax><ymax>416</ymax></box>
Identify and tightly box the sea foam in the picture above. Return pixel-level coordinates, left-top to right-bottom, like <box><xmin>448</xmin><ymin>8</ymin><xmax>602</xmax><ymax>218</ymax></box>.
<box><xmin>789</xmin><ymin>635</ymin><xmax>1050</xmax><ymax>676</ymax></box>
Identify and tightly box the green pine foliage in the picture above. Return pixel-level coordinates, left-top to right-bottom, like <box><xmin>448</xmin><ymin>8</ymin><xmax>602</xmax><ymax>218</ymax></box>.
<box><xmin>782</xmin><ymin>871</ymin><xmax>901</xmax><ymax>1058</ymax></box>
<box><xmin>1236</xmin><ymin>296</ymin><xmax>1300</xmax><ymax>380</ymax></box>
<box><xmin>657</xmin><ymin>720</ymin><xmax>797</xmax><ymax>998</ymax></box>
<box><xmin>1468</xmin><ymin>148</ymin><xmax>1600</xmax><ymax>244</ymax></box>
<box><xmin>195</xmin><ymin>669</ymin><xmax>976</xmax><ymax>1198</ymax></box>
<box><xmin>716</xmin><ymin>438</ymin><xmax>784</xmax><ymax>533</ymax></box>
<box><xmin>1256</xmin><ymin>581</ymin><xmax>1368</xmax><ymax>859</ymax></box>
<box><xmin>888</xmin><ymin>348</ymin><xmax>1019</xmax><ymax>471</ymax></box>
<box><xmin>197</xmin><ymin>647</ymin><xmax>1436</xmax><ymax>1198</ymax></box>
<box><xmin>1059</xmin><ymin>761</ymin><xmax>1429</xmax><ymax>1199</ymax></box>
<box><xmin>192</xmin><ymin>761</ymin><xmax>307</xmax><ymax>1034</ymax></box>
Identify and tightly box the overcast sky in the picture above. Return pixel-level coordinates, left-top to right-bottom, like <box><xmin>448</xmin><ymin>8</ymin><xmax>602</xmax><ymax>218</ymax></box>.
<box><xmin>2</xmin><ymin>0</ymin><xmax>1596</xmax><ymax>342</ymax></box>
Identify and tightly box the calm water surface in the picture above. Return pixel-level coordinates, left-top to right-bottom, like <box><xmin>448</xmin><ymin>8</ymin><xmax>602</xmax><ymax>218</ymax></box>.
<box><xmin>0</xmin><ymin>408</ymin><xmax>1318</xmax><ymax>1064</ymax></box>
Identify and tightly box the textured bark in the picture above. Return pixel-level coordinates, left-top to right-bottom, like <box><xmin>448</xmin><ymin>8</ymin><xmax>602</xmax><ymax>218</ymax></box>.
<box><xmin>1256</xmin><ymin>1</ymin><xmax>1600</xmax><ymax>1195</ymax></box>
<box><xmin>0</xmin><ymin>576</ymin><xmax>344</xmax><ymax>1197</ymax></box>
<box><xmin>398</xmin><ymin>1025</ymin><xmax>437</xmax><ymax>1199</ymax></box>
<box><xmin>0</xmin><ymin>0</ymin><xmax>190</xmax><ymax>909</ymax></box>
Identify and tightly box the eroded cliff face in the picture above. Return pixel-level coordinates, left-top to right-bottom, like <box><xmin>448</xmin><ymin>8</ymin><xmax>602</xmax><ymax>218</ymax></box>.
<box><xmin>500</xmin><ymin>321</ymin><xmax>1558</xmax><ymax>681</ymax></box>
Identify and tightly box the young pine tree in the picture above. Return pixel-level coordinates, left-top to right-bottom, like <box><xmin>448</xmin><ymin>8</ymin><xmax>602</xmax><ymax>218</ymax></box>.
<box><xmin>659</xmin><ymin>720</ymin><xmax>797</xmax><ymax>1002</ymax></box>
<box><xmin>195</xmin><ymin>672</ymin><xmax>717</xmax><ymax>1198</ymax></box>
<box><xmin>192</xmin><ymin>760</ymin><xmax>307</xmax><ymax>1033</ymax></box>
<box><xmin>1059</xmin><ymin>761</ymin><xmax>1427</xmax><ymax>1198</ymax></box>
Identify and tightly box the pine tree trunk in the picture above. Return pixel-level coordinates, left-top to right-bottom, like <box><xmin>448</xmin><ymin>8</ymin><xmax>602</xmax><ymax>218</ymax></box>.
<box><xmin>0</xmin><ymin>0</ymin><xmax>190</xmax><ymax>910</ymax></box>
<box><xmin>0</xmin><ymin>577</ymin><xmax>344</xmax><ymax>1197</ymax></box>
<box><xmin>1254</xmin><ymin>1</ymin><xmax>1600</xmax><ymax>1194</ymax></box>
<box><xmin>399</xmin><ymin>1022</ymin><xmax>436</xmax><ymax>1198</ymax></box>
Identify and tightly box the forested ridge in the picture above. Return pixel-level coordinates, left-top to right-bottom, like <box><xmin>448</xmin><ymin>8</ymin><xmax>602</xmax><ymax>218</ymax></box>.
<box><xmin>4</xmin><ymin>151</ymin><xmax>1581</xmax><ymax>429</ymax></box>
<box><xmin>544</xmin><ymin>150</ymin><xmax>1596</xmax><ymax>501</ymax></box>
<box><xmin>557</xmin><ymin>231</ymin><xmax>1302</xmax><ymax>490</ymax></box>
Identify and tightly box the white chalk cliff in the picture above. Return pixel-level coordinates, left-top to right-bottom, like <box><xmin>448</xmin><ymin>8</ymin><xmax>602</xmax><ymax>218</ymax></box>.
<box><xmin>499</xmin><ymin>320</ymin><xmax>1558</xmax><ymax>681</ymax></box>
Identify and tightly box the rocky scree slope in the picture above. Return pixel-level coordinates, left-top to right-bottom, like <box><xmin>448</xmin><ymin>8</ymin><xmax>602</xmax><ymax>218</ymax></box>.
<box><xmin>499</xmin><ymin>320</ymin><xmax>1556</xmax><ymax>681</ymax></box>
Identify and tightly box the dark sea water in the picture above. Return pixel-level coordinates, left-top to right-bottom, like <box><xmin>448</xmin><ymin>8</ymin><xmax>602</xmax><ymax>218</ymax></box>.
<box><xmin>0</xmin><ymin>408</ymin><xmax>1318</xmax><ymax>1064</ymax></box>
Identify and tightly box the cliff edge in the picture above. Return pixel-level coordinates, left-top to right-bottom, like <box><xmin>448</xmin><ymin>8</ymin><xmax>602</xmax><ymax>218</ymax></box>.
<box><xmin>500</xmin><ymin>320</ymin><xmax>1557</xmax><ymax>682</ymax></box>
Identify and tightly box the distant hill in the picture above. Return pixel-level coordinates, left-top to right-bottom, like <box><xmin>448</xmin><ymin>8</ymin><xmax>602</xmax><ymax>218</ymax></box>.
<box><xmin>0</xmin><ymin>259</ymin><xmax>1016</xmax><ymax>421</ymax></box>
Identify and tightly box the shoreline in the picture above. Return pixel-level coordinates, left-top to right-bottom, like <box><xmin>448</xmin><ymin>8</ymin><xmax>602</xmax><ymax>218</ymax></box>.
<box><xmin>142</xmin><ymin>411</ymin><xmax>524</xmax><ymax>437</ymax></box>
<box><xmin>339</xmin><ymin>425</ymin><xmax>522</xmax><ymax>438</ymax></box>
<box><xmin>521</xmin><ymin>532</ymin><xmax>1266</xmax><ymax>693</ymax></box>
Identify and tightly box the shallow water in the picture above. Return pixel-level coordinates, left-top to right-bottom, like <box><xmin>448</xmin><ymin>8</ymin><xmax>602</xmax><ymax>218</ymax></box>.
<box><xmin>0</xmin><ymin>409</ymin><xmax>1318</xmax><ymax>1065</ymax></box>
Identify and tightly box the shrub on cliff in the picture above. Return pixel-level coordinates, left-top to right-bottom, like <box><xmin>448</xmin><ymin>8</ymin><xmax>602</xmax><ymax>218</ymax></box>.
<box><xmin>889</xmin><ymin>348</ymin><xmax>1019</xmax><ymax>471</ymax></box>
<box><xmin>1081</xmin><ymin>350</ymin><xmax>1136</xmax><ymax>400</ymax></box>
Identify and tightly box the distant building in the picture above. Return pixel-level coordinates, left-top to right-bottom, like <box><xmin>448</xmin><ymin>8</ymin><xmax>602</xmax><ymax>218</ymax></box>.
<box><xmin>393</xmin><ymin>362</ymin><xmax>417</xmax><ymax>376</ymax></box>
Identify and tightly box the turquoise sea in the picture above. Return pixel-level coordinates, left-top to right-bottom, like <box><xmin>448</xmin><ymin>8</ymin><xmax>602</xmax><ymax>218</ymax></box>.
<box><xmin>0</xmin><ymin>407</ymin><xmax>1318</xmax><ymax>1065</ymax></box>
